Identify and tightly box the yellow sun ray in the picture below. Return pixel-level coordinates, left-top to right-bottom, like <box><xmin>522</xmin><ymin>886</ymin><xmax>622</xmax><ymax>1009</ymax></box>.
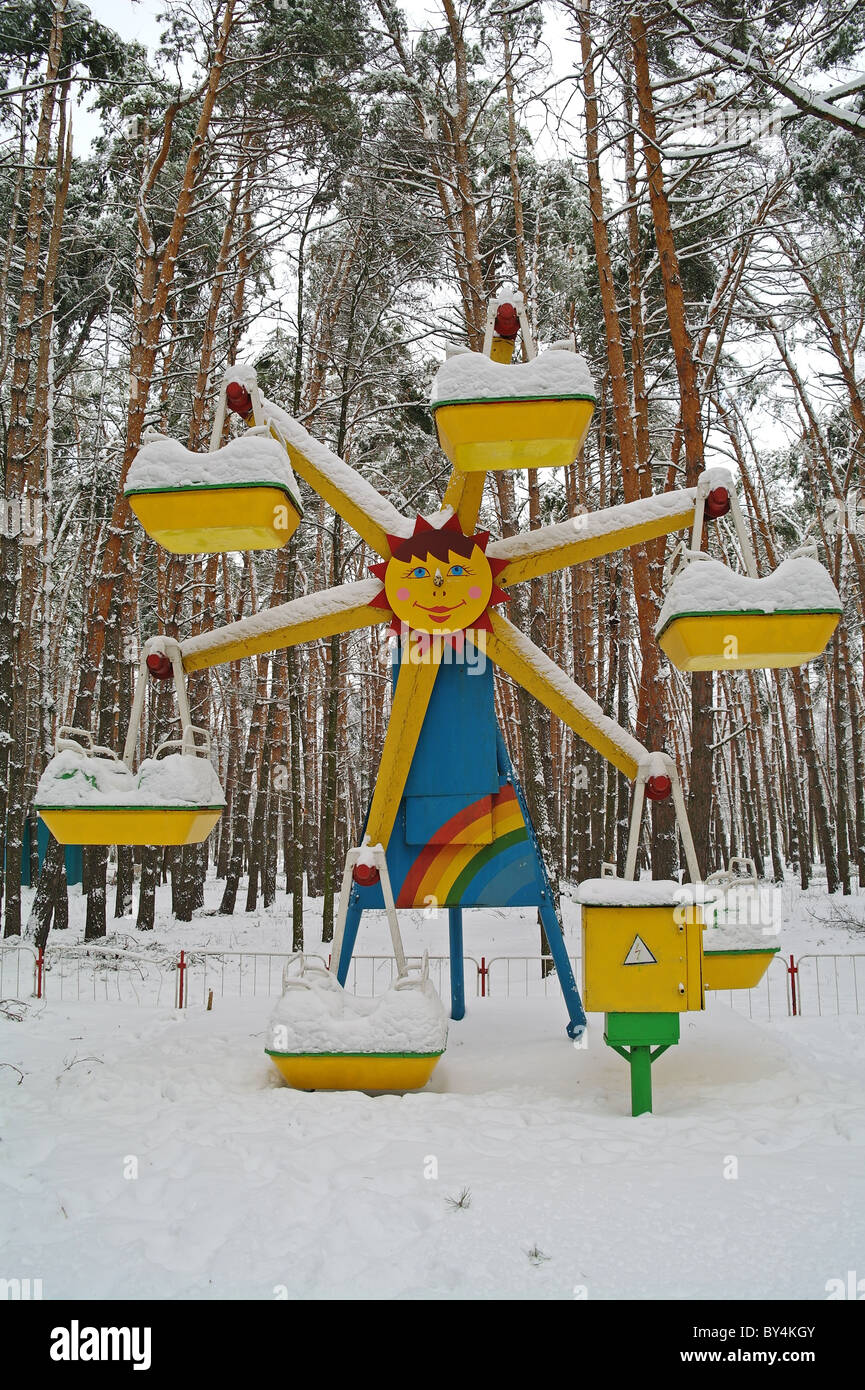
<box><xmin>442</xmin><ymin>467</ymin><xmax>487</xmax><ymax>535</ymax></box>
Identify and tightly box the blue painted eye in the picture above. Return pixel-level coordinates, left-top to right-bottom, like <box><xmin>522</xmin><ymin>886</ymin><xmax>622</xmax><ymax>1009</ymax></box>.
<box><xmin>449</xmin><ymin>565</ymin><xmax>465</xmax><ymax>577</ymax></box>
<box><xmin>412</xmin><ymin>567</ymin><xmax>428</xmax><ymax>579</ymax></box>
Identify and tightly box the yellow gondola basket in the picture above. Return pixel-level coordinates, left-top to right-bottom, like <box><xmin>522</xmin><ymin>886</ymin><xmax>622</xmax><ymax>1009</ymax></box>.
<box><xmin>266</xmin><ymin>1050</ymin><xmax>443</xmax><ymax>1092</ymax></box>
<box><xmin>432</xmin><ymin>395</ymin><xmax>596</xmax><ymax>473</ymax></box>
<box><xmin>657</xmin><ymin>608</ymin><xmax>841</xmax><ymax>672</ymax></box>
<box><xmin>267</xmin><ymin>952</ymin><xmax>447</xmax><ymax>1093</ymax></box>
<box><xmin>702</xmin><ymin>946</ymin><xmax>780</xmax><ymax>991</ymax></box>
<box><xmin>35</xmin><ymin>721</ymin><xmax>225</xmax><ymax>848</ymax></box>
<box><xmin>37</xmin><ymin>803</ymin><xmax>223</xmax><ymax>847</ymax></box>
<box><xmin>126</xmin><ymin>481</ymin><xmax>301</xmax><ymax>555</ymax></box>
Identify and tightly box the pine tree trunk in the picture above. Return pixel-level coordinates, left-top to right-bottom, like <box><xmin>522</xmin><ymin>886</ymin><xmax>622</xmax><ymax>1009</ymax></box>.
<box><xmin>321</xmin><ymin>518</ymin><xmax>343</xmax><ymax>941</ymax></box>
<box><xmin>791</xmin><ymin>669</ymin><xmax>838</xmax><ymax>891</ymax></box>
<box><xmin>0</xmin><ymin>1</ymin><xmax>65</xmax><ymax>936</ymax></box>
<box><xmin>29</xmin><ymin>836</ymin><xmax>67</xmax><ymax>951</ymax></box>
<box><xmin>220</xmin><ymin>656</ymin><xmax>268</xmax><ymax>914</ymax></box>
<box><xmin>137</xmin><ymin>850</ymin><xmax>157</xmax><ymax>931</ymax></box>
<box><xmin>833</xmin><ymin>634</ymin><xmax>852</xmax><ymax>894</ymax></box>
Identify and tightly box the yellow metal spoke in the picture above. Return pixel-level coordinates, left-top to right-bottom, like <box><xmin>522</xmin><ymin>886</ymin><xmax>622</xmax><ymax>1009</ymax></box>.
<box><xmin>253</xmin><ymin>404</ymin><xmax>407</xmax><ymax>559</ymax></box>
<box><xmin>484</xmin><ymin>612</ymin><xmax>646</xmax><ymax>779</ymax></box>
<box><xmin>488</xmin><ymin>494</ymin><xmax>696</xmax><ymax>587</ymax></box>
<box><xmin>442</xmin><ymin>466</ymin><xmax>487</xmax><ymax>535</ymax></box>
<box><xmin>181</xmin><ymin>579</ymin><xmax>386</xmax><ymax>673</ymax></box>
<box><xmin>279</xmin><ymin>433</ymin><xmax>394</xmax><ymax>559</ymax></box>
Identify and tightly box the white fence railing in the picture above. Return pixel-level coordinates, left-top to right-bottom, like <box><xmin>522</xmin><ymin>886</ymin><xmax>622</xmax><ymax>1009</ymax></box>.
<box><xmin>486</xmin><ymin>954</ymin><xmax>580</xmax><ymax>998</ymax></box>
<box><xmin>794</xmin><ymin>953</ymin><xmax>864</xmax><ymax>1018</ymax></box>
<box><xmin>703</xmin><ymin>953</ymin><xmax>793</xmax><ymax>1021</ymax></box>
<box><xmin>1</xmin><ymin>943</ymin><xmax>863</xmax><ymax>1019</ymax></box>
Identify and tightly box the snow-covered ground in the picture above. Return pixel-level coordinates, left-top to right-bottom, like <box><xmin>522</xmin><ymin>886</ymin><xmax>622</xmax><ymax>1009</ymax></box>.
<box><xmin>2</xmin><ymin>874</ymin><xmax>864</xmax><ymax>1300</ymax></box>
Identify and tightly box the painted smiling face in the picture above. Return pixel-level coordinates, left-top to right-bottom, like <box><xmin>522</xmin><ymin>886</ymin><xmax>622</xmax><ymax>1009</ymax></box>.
<box><xmin>369</xmin><ymin>515</ymin><xmax>510</xmax><ymax>636</ymax></box>
<box><xmin>385</xmin><ymin>543</ymin><xmax>493</xmax><ymax>632</ymax></box>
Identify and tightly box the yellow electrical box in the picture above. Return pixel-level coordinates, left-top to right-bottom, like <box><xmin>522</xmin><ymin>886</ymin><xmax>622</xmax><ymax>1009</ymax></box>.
<box><xmin>582</xmin><ymin>904</ymin><xmax>704</xmax><ymax>1014</ymax></box>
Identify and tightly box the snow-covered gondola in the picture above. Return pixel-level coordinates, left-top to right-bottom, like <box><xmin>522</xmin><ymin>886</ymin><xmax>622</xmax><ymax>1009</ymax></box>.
<box><xmin>265</xmin><ymin>956</ymin><xmax>448</xmax><ymax>1092</ymax></box>
<box><xmin>125</xmin><ymin>375</ymin><xmax>303</xmax><ymax>554</ymax></box>
<box><xmin>430</xmin><ymin>318</ymin><xmax>596</xmax><ymax>473</ymax></box>
<box><xmin>656</xmin><ymin>552</ymin><xmax>841</xmax><ymax>672</ymax></box>
<box><xmin>266</xmin><ymin>846</ymin><xmax>448</xmax><ymax>1092</ymax></box>
<box><xmin>701</xmin><ymin>859</ymin><xmax>780</xmax><ymax>991</ymax></box>
<box><xmin>35</xmin><ymin>640</ymin><xmax>225</xmax><ymax>847</ymax></box>
<box><xmin>656</xmin><ymin>481</ymin><xmax>841</xmax><ymax>672</ymax></box>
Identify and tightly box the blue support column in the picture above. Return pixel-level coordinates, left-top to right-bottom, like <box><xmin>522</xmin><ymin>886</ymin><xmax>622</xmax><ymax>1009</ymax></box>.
<box><xmin>335</xmin><ymin>887</ymin><xmax>364</xmax><ymax>986</ymax></box>
<box><xmin>495</xmin><ymin>727</ymin><xmax>587</xmax><ymax>1041</ymax></box>
<box><xmin>538</xmin><ymin>894</ymin><xmax>586</xmax><ymax>1040</ymax></box>
<box><xmin>448</xmin><ymin>906</ymin><xmax>466</xmax><ymax>1020</ymax></box>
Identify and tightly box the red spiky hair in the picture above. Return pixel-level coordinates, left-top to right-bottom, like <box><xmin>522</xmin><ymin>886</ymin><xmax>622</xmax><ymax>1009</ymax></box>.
<box><xmin>368</xmin><ymin>514</ymin><xmax>509</xmax><ymax>634</ymax></box>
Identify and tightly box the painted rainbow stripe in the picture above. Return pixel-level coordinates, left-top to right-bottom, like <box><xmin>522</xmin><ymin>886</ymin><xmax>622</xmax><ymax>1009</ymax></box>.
<box><xmin>398</xmin><ymin>783</ymin><xmax>528</xmax><ymax>907</ymax></box>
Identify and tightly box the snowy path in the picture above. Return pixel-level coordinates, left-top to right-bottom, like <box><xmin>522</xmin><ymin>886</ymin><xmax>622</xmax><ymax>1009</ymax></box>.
<box><xmin>2</xmin><ymin>997</ymin><xmax>863</xmax><ymax>1300</ymax></box>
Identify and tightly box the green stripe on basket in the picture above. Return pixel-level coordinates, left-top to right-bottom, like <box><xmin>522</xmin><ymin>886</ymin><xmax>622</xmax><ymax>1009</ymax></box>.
<box><xmin>657</xmin><ymin>607</ymin><xmax>841</xmax><ymax>639</ymax></box>
<box><xmin>430</xmin><ymin>392</ymin><xmax>596</xmax><ymax>411</ymax></box>
<box><xmin>125</xmin><ymin>479</ymin><xmax>304</xmax><ymax>514</ymax></box>
<box><xmin>702</xmin><ymin>947</ymin><xmax>781</xmax><ymax>957</ymax></box>
<box><xmin>265</xmin><ymin>1049</ymin><xmax>444</xmax><ymax>1060</ymax></box>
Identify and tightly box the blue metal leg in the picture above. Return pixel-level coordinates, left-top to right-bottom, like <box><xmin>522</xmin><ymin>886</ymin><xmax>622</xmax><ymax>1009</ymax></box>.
<box><xmin>496</xmin><ymin>728</ymin><xmax>587</xmax><ymax>1041</ymax></box>
<box><xmin>538</xmin><ymin>894</ymin><xmax>587</xmax><ymax>1041</ymax></box>
<box><xmin>336</xmin><ymin>889</ymin><xmax>363</xmax><ymax>986</ymax></box>
<box><xmin>448</xmin><ymin>906</ymin><xmax>466</xmax><ymax>1020</ymax></box>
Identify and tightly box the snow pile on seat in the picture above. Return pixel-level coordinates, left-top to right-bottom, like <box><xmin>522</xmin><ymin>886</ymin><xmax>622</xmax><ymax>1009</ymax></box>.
<box><xmin>35</xmin><ymin>749</ymin><xmax>225</xmax><ymax>808</ymax></box>
<box><xmin>702</xmin><ymin>886</ymin><xmax>781</xmax><ymax>951</ymax></box>
<box><xmin>656</xmin><ymin>555</ymin><xmax>841</xmax><ymax>633</ymax></box>
<box><xmin>702</xmin><ymin>921</ymin><xmax>780</xmax><ymax>952</ymax></box>
<box><xmin>126</xmin><ymin>433</ymin><xmax>300</xmax><ymax>495</ymax></box>
<box><xmin>269</xmin><ymin>967</ymin><xmax>449</xmax><ymax>1056</ymax></box>
<box><xmin>430</xmin><ymin>348</ymin><xmax>595</xmax><ymax>405</ymax></box>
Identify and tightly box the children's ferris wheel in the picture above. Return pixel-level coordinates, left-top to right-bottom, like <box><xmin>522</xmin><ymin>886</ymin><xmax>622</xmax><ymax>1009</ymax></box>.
<box><xmin>36</xmin><ymin>290</ymin><xmax>841</xmax><ymax>1111</ymax></box>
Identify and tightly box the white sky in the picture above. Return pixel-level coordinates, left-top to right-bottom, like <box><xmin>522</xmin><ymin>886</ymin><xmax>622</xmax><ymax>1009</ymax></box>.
<box><xmin>67</xmin><ymin>0</ymin><xmax>839</xmax><ymax>464</ymax></box>
<box><xmin>85</xmin><ymin>0</ymin><xmax>162</xmax><ymax>46</ymax></box>
<box><xmin>75</xmin><ymin>0</ymin><xmax>577</xmax><ymax>152</ymax></box>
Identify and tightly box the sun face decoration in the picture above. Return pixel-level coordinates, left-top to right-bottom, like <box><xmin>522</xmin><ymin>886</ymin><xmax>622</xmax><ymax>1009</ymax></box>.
<box><xmin>369</xmin><ymin>515</ymin><xmax>509</xmax><ymax>635</ymax></box>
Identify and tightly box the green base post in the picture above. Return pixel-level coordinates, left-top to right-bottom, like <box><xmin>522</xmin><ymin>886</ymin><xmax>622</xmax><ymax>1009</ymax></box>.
<box><xmin>628</xmin><ymin>1045</ymin><xmax>653</xmax><ymax>1116</ymax></box>
<box><xmin>604</xmin><ymin>1013</ymin><xmax>680</xmax><ymax>1117</ymax></box>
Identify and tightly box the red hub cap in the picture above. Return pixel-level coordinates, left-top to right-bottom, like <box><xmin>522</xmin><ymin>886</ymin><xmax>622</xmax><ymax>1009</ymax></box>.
<box><xmin>225</xmin><ymin>381</ymin><xmax>253</xmax><ymax>417</ymax></box>
<box><xmin>352</xmin><ymin>862</ymin><xmax>380</xmax><ymax>887</ymax></box>
<box><xmin>146</xmin><ymin>652</ymin><xmax>173</xmax><ymax>680</ymax></box>
<box><xmin>645</xmin><ymin>774</ymin><xmax>672</xmax><ymax>801</ymax></box>
<box><xmin>704</xmin><ymin>486</ymin><xmax>730</xmax><ymax>520</ymax></box>
<box><xmin>493</xmin><ymin>303</ymin><xmax>519</xmax><ymax>340</ymax></box>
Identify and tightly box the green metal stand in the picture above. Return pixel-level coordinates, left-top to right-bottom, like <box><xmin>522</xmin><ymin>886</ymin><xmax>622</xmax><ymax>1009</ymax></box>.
<box><xmin>604</xmin><ymin>1013</ymin><xmax>680</xmax><ymax>1116</ymax></box>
